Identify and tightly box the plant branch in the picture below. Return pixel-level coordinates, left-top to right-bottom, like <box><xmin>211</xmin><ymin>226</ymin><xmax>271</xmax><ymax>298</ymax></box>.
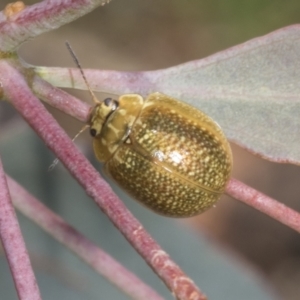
<box><xmin>33</xmin><ymin>75</ymin><xmax>90</xmax><ymax>122</ymax></box>
<box><xmin>0</xmin><ymin>60</ymin><xmax>206</xmax><ymax>300</ymax></box>
<box><xmin>0</xmin><ymin>158</ymin><xmax>41</xmax><ymax>300</ymax></box>
<box><xmin>0</xmin><ymin>0</ymin><xmax>112</xmax><ymax>52</ymax></box>
<box><xmin>226</xmin><ymin>178</ymin><xmax>300</xmax><ymax>233</ymax></box>
<box><xmin>7</xmin><ymin>175</ymin><xmax>163</xmax><ymax>300</ymax></box>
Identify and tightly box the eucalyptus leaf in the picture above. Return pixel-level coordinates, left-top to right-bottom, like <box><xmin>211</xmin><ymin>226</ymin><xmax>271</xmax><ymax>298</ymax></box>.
<box><xmin>36</xmin><ymin>25</ymin><xmax>300</xmax><ymax>165</ymax></box>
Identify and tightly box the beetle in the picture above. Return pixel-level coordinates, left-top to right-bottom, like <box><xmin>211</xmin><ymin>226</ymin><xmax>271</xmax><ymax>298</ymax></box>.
<box><xmin>65</xmin><ymin>41</ymin><xmax>232</xmax><ymax>217</ymax></box>
<box><xmin>89</xmin><ymin>92</ymin><xmax>232</xmax><ymax>217</ymax></box>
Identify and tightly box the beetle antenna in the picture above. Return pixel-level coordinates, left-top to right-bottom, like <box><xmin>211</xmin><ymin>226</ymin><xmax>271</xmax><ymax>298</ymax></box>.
<box><xmin>49</xmin><ymin>43</ymin><xmax>94</xmax><ymax>172</ymax></box>
<box><xmin>72</xmin><ymin>124</ymin><xmax>90</xmax><ymax>141</ymax></box>
<box><xmin>65</xmin><ymin>41</ymin><xmax>100</xmax><ymax>104</ymax></box>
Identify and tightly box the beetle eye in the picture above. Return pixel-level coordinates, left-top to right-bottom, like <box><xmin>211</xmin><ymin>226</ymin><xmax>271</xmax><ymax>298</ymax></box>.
<box><xmin>90</xmin><ymin>128</ymin><xmax>97</xmax><ymax>137</ymax></box>
<box><xmin>104</xmin><ymin>97</ymin><xmax>112</xmax><ymax>106</ymax></box>
<box><xmin>104</xmin><ymin>97</ymin><xmax>118</xmax><ymax>111</ymax></box>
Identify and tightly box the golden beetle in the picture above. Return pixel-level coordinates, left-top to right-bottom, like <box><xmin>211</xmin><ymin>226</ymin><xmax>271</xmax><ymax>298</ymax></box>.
<box><xmin>88</xmin><ymin>92</ymin><xmax>232</xmax><ymax>218</ymax></box>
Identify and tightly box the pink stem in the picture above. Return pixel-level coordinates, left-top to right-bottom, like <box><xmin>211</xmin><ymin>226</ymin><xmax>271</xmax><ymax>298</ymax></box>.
<box><xmin>33</xmin><ymin>75</ymin><xmax>91</xmax><ymax>123</ymax></box>
<box><xmin>226</xmin><ymin>178</ymin><xmax>300</xmax><ymax>233</ymax></box>
<box><xmin>0</xmin><ymin>0</ymin><xmax>112</xmax><ymax>51</ymax></box>
<box><xmin>0</xmin><ymin>159</ymin><xmax>41</xmax><ymax>300</ymax></box>
<box><xmin>7</xmin><ymin>176</ymin><xmax>164</xmax><ymax>300</ymax></box>
<box><xmin>0</xmin><ymin>59</ymin><xmax>206</xmax><ymax>299</ymax></box>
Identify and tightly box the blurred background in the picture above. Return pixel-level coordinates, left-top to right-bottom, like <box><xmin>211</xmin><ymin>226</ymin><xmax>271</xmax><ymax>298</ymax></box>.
<box><xmin>1</xmin><ymin>0</ymin><xmax>300</xmax><ymax>299</ymax></box>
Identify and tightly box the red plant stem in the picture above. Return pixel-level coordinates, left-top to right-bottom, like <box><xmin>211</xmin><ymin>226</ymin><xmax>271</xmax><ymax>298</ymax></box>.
<box><xmin>0</xmin><ymin>61</ymin><xmax>207</xmax><ymax>299</ymax></box>
<box><xmin>0</xmin><ymin>159</ymin><xmax>41</xmax><ymax>300</ymax></box>
<box><xmin>226</xmin><ymin>178</ymin><xmax>300</xmax><ymax>233</ymax></box>
<box><xmin>7</xmin><ymin>176</ymin><xmax>164</xmax><ymax>300</ymax></box>
<box><xmin>0</xmin><ymin>0</ymin><xmax>112</xmax><ymax>52</ymax></box>
<box><xmin>33</xmin><ymin>76</ymin><xmax>91</xmax><ymax>123</ymax></box>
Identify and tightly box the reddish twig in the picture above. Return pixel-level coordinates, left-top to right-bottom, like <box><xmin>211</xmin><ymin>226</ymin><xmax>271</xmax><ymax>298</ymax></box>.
<box><xmin>0</xmin><ymin>0</ymin><xmax>112</xmax><ymax>52</ymax></box>
<box><xmin>7</xmin><ymin>175</ymin><xmax>164</xmax><ymax>300</ymax></box>
<box><xmin>33</xmin><ymin>75</ymin><xmax>91</xmax><ymax>123</ymax></box>
<box><xmin>226</xmin><ymin>178</ymin><xmax>300</xmax><ymax>233</ymax></box>
<box><xmin>0</xmin><ymin>158</ymin><xmax>41</xmax><ymax>300</ymax></box>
